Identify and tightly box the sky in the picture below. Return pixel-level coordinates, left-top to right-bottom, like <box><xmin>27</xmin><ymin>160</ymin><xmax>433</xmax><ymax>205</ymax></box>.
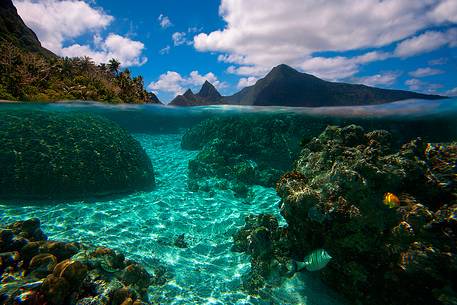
<box><xmin>13</xmin><ymin>0</ymin><xmax>457</xmax><ymax>103</ymax></box>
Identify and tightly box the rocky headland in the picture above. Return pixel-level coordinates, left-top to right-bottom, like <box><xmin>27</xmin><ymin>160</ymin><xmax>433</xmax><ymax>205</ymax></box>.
<box><xmin>0</xmin><ymin>110</ymin><xmax>155</xmax><ymax>200</ymax></box>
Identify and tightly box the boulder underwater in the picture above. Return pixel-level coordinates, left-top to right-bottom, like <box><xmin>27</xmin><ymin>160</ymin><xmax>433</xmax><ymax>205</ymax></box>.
<box><xmin>0</xmin><ymin>110</ymin><xmax>155</xmax><ymax>200</ymax></box>
<box><xmin>0</xmin><ymin>218</ymin><xmax>170</xmax><ymax>305</ymax></box>
<box><xmin>232</xmin><ymin>125</ymin><xmax>457</xmax><ymax>305</ymax></box>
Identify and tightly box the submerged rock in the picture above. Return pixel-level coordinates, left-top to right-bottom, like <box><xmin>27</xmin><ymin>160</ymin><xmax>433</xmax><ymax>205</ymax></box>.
<box><xmin>182</xmin><ymin>114</ymin><xmax>327</xmax><ymax>194</ymax></box>
<box><xmin>0</xmin><ymin>110</ymin><xmax>155</xmax><ymax>200</ymax></box>
<box><xmin>0</xmin><ymin>218</ymin><xmax>168</xmax><ymax>305</ymax></box>
<box><xmin>233</xmin><ymin>125</ymin><xmax>457</xmax><ymax>305</ymax></box>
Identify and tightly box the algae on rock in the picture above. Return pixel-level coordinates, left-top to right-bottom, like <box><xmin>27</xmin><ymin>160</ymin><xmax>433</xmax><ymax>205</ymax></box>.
<box><xmin>0</xmin><ymin>218</ymin><xmax>170</xmax><ymax>305</ymax></box>
<box><xmin>233</xmin><ymin>125</ymin><xmax>457</xmax><ymax>305</ymax></box>
<box><xmin>182</xmin><ymin>114</ymin><xmax>327</xmax><ymax>195</ymax></box>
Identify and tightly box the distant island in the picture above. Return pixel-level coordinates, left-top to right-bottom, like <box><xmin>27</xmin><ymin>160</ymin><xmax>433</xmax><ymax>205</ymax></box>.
<box><xmin>169</xmin><ymin>80</ymin><xmax>223</xmax><ymax>106</ymax></box>
<box><xmin>0</xmin><ymin>0</ymin><xmax>161</xmax><ymax>104</ymax></box>
<box><xmin>0</xmin><ymin>0</ymin><xmax>447</xmax><ymax>106</ymax></box>
<box><xmin>170</xmin><ymin>64</ymin><xmax>446</xmax><ymax>107</ymax></box>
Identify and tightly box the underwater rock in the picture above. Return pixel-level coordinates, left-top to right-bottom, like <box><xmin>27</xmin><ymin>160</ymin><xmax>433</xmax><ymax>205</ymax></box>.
<box><xmin>278</xmin><ymin>126</ymin><xmax>457</xmax><ymax>305</ymax></box>
<box><xmin>231</xmin><ymin>214</ymin><xmax>290</xmax><ymax>291</ymax></box>
<box><xmin>121</xmin><ymin>263</ymin><xmax>151</xmax><ymax>294</ymax></box>
<box><xmin>182</xmin><ymin>114</ymin><xmax>328</xmax><ymax>193</ymax></box>
<box><xmin>0</xmin><ymin>219</ymin><xmax>167</xmax><ymax>305</ymax></box>
<box><xmin>0</xmin><ymin>110</ymin><xmax>155</xmax><ymax>200</ymax></box>
<box><xmin>173</xmin><ymin>234</ymin><xmax>188</xmax><ymax>248</ymax></box>
<box><xmin>234</xmin><ymin>125</ymin><xmax>457</xmax><ymax>305</ymax></box>
<box><xmin>6</xmin><ymin>218</ymin><xmax>46</xmax><ymax>241</ymax></box>
<box><xmin>28</xmin><ymin>253</ymin><xmax>57</xmax><ymax>278</ymax></box>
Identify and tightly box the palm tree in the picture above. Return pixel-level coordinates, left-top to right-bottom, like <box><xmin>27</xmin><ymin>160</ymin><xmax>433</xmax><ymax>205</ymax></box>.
<box><xmin>108</xmin><ymin>58</ymin><xmax>121</xmax><ymax>76</ymax></box>
<box><xmin>80</xmin><ymin>56</ymin><xmax>95</xmax><ymax>73</ymax></box>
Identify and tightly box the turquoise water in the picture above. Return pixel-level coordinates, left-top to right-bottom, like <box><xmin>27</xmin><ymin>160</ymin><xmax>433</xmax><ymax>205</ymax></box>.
<box><xmin>0</xmin><ymin>132</ymin><xmax>343</xmax><ymax>304</ymax></box>
<box><xmin>1</xmin><ymin>98</ymin><xmax>457</xmax><ymax>304</ymax></box>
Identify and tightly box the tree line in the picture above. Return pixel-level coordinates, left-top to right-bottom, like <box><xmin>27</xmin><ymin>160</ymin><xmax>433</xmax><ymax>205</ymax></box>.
<box><xmin>0</xmin><ymin>42</ymin><xmax>159</xmax><ymax>104</ymax></box>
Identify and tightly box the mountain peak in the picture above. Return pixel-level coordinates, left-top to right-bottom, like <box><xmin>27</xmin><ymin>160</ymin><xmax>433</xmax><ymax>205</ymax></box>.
<box><xmin>270</xmin><ymin>64</ymin><xmax>299</xmax><ymax>75</ymax></box>
<box><xmin>183</xmin><ymin>89</ymin><xmax>195</xmax><ymax>99</ymax></box>
<box><xmin>198</xmin><ymin>80</ymin><xmax>221</xmax><ymax>99</ymax></box>
<box><xmin>223</xmin><ymin>63</ymin><xmax>446</xmax><ymax>107</ymax></box>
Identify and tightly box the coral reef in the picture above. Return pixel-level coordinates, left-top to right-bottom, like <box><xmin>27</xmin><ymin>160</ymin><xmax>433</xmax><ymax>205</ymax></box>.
<box><xmin>182</xmin><ymin>114</ymin><xmax>327</xmax><ymax>195</ymax></box>
<box><xmin>0</xmin><ymin>110</ymin><xmax>155</xmax><ymax>200</ymax></box>
<box><xmin>233</xmin><ymin>125</ymin><xmax>457</xmax><ymax>305</ymax></box>
<box><xmin>182</xmin><ymin>113</ymin><xmax>457</xmax><ymax>198</ymax></box>
<box><xmin>0</xmin><ymin>218</ymin><xmax>169</xmax><ymax>305</ymax></box>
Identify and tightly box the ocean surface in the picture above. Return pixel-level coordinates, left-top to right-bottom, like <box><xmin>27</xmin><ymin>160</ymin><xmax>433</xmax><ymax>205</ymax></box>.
<box><xmin>1</xmin><ymin>98</ymin><xmax>457</xmax><ymax>304</ymax></box>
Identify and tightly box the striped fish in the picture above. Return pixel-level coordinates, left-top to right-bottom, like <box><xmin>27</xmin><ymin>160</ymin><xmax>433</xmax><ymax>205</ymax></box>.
<box><xmin>288</xmin><ymin>249</ymin><xmax>332</xmax><ymax>275</ymax></box>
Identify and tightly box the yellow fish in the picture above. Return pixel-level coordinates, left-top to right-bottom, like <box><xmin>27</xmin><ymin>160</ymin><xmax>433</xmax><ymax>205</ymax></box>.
<box><xmin>383</xmin><ymin>192</ymin><xmax>400</xmax><ymax>208</ymax></box>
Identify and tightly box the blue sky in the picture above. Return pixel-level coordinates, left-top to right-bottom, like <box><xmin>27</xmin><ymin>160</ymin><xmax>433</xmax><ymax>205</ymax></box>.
<box><xmin>14</xmin><ymin>0</ymin><xmax>457</xmax><ymax>103</ymax></box>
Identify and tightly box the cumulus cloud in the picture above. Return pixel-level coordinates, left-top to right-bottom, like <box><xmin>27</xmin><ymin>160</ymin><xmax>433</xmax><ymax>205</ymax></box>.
<box><xmin>193</xmin><ymin>0</ymin><xmax>457</xmax><ymax>79</ymax></box>
<box><xmin>148</xmin><ymin>71</ymin><xmax>226</xmax><ymax>99</ymax></box>
<box><xmin>394</xmin><ymin>28</ymin><xmax>457</xmax><ymax>58</ymax></box>
<box><xmin>14</xmin><ymin>0</ymin><xmax>147</xmax><ymax>67</ymax></box>
<box><xmin>237</xmin><ymin>77</ymin><xmax>258</xmax><ymax>89</ymax></box>
<box><xmin>61</xmin><ymin>34</ymin><xmax>147</xmax><ymax>66</ymax></box>
<box><xmin>158</xmin><ymin>14</ymin><xmax>173</xmax><ymax>29</ymax></box>
<box><xmin>351</xmin><ymin>72</ymin><xmax>400</xmax><ymax>87</ymax></box>
<box><xmin>409</xmin><ymin>67</ymin><xmax>444</xmax><ymax>78</ymax></box>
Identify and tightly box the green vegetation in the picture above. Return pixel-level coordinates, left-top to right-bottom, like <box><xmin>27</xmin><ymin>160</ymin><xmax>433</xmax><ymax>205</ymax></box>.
<box><xmin>0</xmin><ymin>42</ymin><xmax>160</xmax><ymax>104</ymax></box>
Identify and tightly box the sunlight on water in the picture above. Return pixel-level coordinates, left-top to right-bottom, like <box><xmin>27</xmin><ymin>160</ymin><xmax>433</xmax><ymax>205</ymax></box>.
<box><xmin>0</xmin><ymin>133</ymin><xmax>344</xmax><ymax>304</ymax></box>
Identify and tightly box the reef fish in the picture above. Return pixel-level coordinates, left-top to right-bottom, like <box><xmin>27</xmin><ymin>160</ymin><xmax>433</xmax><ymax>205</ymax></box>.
<box><xmin>383</xmin><ymin>192</ymin><xmax>400</xmax><ymax>208</ymax></box>
<box><xmin>288</xmin><ymin>249</ymin><xmax>332</xmax><ymax>275</ymax></box>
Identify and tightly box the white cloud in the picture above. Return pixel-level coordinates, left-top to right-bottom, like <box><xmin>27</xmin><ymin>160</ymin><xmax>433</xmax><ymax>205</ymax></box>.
<box><xmin>14</xmin><ymin>0</ymin><xmax>112</xmax><ymax>52</ymax></box>
<box><xmin>409</xmin><ymin>67</ymin><xmax>444</xmax><ymax>78</ymax></box>
<box><xmin>148</xmin><ymin>71</ymin><xmax>185</xmax><ymax>96</ymax></box>
<box><xmin>430</xmin><ymin>0</ymin><xmax>457</xmax><ymax>23</ymax></box>
<box><xmin>298</xmin><ymin>51</ymin><xmax>391</xmax><ymax>80</ymax></box>
<box><xmin>351</xmin><ymin>72</ymin><xmax>400</xmax><ymax>87</ymax></box>
<box><xmin>147</xmin><ymin>71</ymin><xmax>227</xmax><ymax>100</ymax></box>
<box><xmin>237</xmin><ymin>77</ymin><xmax>258</xmax><ymax>88</ymax></box>
<box><xmin>394</xmin><ymin>28</ymin><xmax>457</xmax><ymax>58</ymax></box>
<box><xmin>227</xmin><ymin>65</ymin><xmax>270</xmax><ymax>77</ymax></box>
<box><xmin>159</xmin><ymin>45</ymin><xmax>171</xmax><ymax>55</ymax></box>
<box><xmin>14</xmin><ymin>0</ymin><xmax>147</xmax><ymax>67</ymax></box>
<box><xmin>193</xmin><ymin>0</ymin><xmax>457</xmax><ymax>79</ymax></box>
<box><xmin>158</xmin><ymin>14</ymin><xmax>173</xmax><ymax>29</ymax></box>
<box><xmin>172</xmin><ymin>32</ymin><xmax>192</xmax><ymax>46</ymax></box>
<box><xmin>405</xmin><ymin>78</ymin><xmax>443</xmax><ymax>92</ymax></box>
<box><xmin>60</xmin><ymin>34</ymin><xmax>147</xmax><ymax>66</ymax></box>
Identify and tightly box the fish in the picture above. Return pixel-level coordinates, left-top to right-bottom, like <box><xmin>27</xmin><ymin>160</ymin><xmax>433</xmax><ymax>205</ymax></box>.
<box><xmin>383</xmin><ymin>192</ymin><xmax>400</xmax><ymax>208</ymax></box>
<box><xmin>287</xmin><ymin>249</ymin><xmax>332</xmax><ymax>275</ymax></box>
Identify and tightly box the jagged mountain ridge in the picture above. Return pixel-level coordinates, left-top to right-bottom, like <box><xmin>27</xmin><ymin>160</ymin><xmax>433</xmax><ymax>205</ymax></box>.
<box><xmin>170</xmin><ymin>64</ymin><xmax>446</xmax><ymax>107</ymax></box>
<box><xmin>169</xmin><ymin>81</ymin><xmax>223</xmax><ymax>106</ymax></box>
